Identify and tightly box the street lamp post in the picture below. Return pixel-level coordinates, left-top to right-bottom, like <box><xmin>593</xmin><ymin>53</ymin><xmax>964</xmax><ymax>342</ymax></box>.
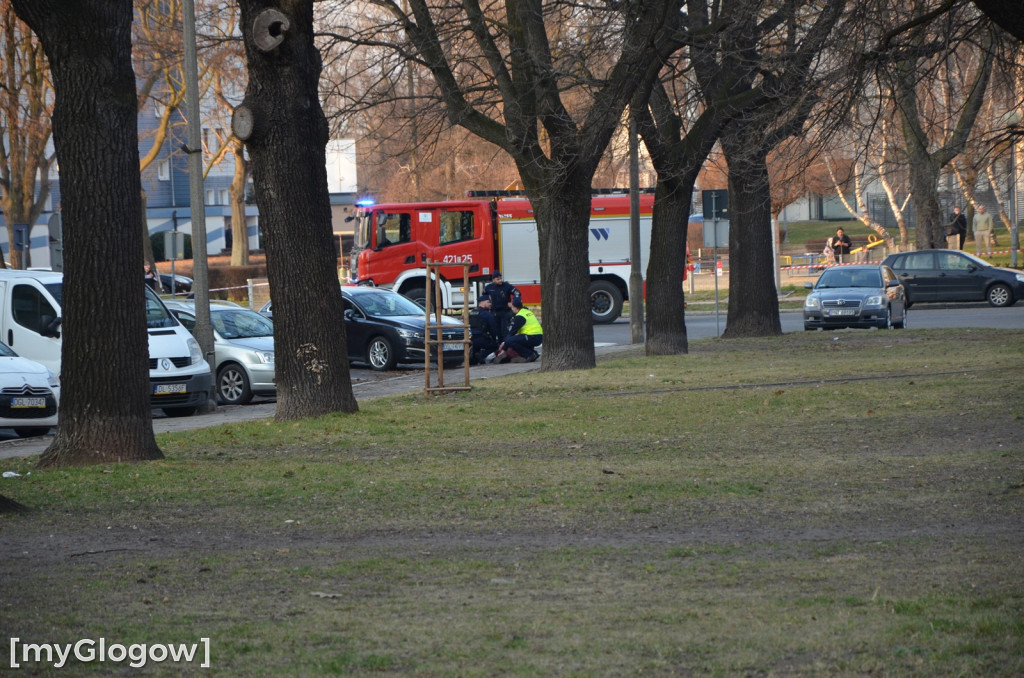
<box><xmin>1004</xmin><ymin>111</ymin><xmax>1020</xmax><ymax>268</ymax></box>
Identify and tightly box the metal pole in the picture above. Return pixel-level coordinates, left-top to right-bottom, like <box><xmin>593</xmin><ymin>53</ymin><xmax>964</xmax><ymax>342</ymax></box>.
<box><xmin>182</xmin><ymin>0</ymin><xmax>215</xmax><ymax>410</ymax></box>
<box><xmin>1012</xmin><ymin>133</ymin><xmax>1019</xmax><ymax>268</ymax></box>
<box><xmin>628</xmin><ymin>110</ymin><xmax>644</xmax><ymax>344</ymax></box>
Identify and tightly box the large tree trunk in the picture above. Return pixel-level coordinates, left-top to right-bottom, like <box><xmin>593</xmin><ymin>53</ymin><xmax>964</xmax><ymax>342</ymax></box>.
<box><xmin>721</xmin><ymin>135</ymin><xmax>782</xmax><ymax>338</ymax></box>
<box><xmin>645</xmin><ymin>182</ymin><xmax>690</xmax><ymax>355</ymax></box>
<box><xmin>13</xmin><ymin>0</ymin><xmax>162</xmax><ymax>467</ymax></box>
<box><xmin>906</xmin><ymin>158</ymin><xmax>945</xmax><ymax>249</ymax></box>
<box><xmin>521</xmin><ymin>173</ymin><xmax>596</xmax><ymax>371</ymax></box>
<box><xmin>237</xmin><ymin>0</ymin><xmax>357</xmax><ymax>420</ymax></box>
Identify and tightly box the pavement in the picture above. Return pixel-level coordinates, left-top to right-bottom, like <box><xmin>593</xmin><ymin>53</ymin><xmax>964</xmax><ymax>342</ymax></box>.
<box><xmin>0</xmin><ymin>343</ymin><xmax>640</xmax><ymax>462</ymax></box>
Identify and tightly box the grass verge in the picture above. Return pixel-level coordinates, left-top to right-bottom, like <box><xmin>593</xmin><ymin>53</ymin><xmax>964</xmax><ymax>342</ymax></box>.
<box><xmin>2</xmin><ymin>329</ymin><xmax>1022</xmax><ymax>676</ymax></box>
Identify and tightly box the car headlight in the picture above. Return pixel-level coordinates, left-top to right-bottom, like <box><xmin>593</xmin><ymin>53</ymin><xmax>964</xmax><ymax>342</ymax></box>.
<box><xmin>254</xmin><ymin>350</ymin><xmax>274</xmax><ymax>365</ymax></box>
<box><xmin>864</xmin><ymin>294</ymin><xmax>885</xmax><ymax>307</ymax></box>
<box><xmin>804</xmin><ymin>295</ymin><xmax>820</xmax><ymax>309</ymax></box>
<box><xmin>47</xmin><ymin>369</ymin><xmax>60</xmax><ymax>389</ymax></box>
<box><xmin>397</xmin><ymin>328</ymin><xmax>423</xmax><ymax>339</ymax></box>
<box><xmin>1015</xmin><ymin>273</ymin><xmax>1024</xmax><ymax>283</ymax></box>
<box><xmin>187</xmin><ymin>337</ymin><xmax>203</xmax><ymax>365</ymax></box>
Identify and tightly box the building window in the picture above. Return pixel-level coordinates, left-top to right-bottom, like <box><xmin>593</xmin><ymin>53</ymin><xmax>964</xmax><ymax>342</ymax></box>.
<box><xmin>158</xmin><ymin>160</ymin><xmax>170</xmax><ymax>181</ymax></box>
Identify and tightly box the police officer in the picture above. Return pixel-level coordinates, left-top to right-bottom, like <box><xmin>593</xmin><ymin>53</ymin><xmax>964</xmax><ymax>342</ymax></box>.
<box><xmin>499</xmin><ymin>297</ymin><xmax>542</xmax><ymax>363</ymax></box>
<box><xmin>468</xmin><ymin>296</ymin><xmax>500</xmax><ymax>365</ymax></box>
<box><xmin>484</xmin><ymin>271</ymin><xmax>518</xmax><ymax>335</ymax></box>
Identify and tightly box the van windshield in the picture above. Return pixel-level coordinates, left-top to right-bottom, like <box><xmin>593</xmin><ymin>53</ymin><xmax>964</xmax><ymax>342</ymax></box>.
<box><xmin>43</xmin><ymin>282</ymin><xmax>62</xmax><ymax>306</ymax></box>
<box><xmin>144</xmin><ymin>286</ymin><xmax>178</xmax><ymax>328</ymax></box>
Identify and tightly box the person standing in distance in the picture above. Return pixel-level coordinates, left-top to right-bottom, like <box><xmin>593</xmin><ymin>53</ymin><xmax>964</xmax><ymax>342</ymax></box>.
<box><xmin>948</xmin><ymin>206</ymin><xmax>967</xmax><ymax>250</ymax></box>
<box><xmin>484</xmin><ymin>271</ymin><xmax>518</xmax><ymax>336</ymax></box>
<box><xmin>828</xmin><ymin>227</ymin><xmax>852</xmax><ymax>263</ymax></box>
<box><xmin>972</xmin><ymin>204</ymin><xmax>993</xmax><ymax>257</ymax></box>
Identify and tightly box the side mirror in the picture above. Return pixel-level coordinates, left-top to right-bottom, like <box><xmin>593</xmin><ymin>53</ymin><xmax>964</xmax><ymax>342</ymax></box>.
<box><xmin>344</xmin><ymin>309</ymin><xmax>356</xmax><ymax>321</ymax></box>
<box><xmin>40</xmin><ymin>315</ymin><xmax>62</xmax><ymax>338</ymax></box>
<box><xmin>804</xmin><ymin>282</ymin><xmax>814</xmax><ymax>289</ymax></box>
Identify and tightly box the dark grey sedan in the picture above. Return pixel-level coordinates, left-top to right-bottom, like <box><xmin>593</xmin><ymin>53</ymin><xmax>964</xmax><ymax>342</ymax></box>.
<box><xmin>804</xmin><ymin>264</ymin><xmax>907</xmax><ymax>330</ymax></box>
<box><xmin>882</xmin><ymin>250</ymin><xmax>1024</xmax><ymax>307</ymax></box>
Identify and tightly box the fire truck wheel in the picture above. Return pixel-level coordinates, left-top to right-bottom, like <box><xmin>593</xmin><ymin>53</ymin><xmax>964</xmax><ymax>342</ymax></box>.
<box><xmin>404</xmin><ymin>288</ymin><xmax>427</xmax><ymax>308</ymax></box>
<box><xmin>367</xmin><ymin>336</ymin><xmax>397</xmax><ymax>371</ymax></box>
<box><xmin>589</xmin><ymin>280</ymin><xmax>623</xmax><ymax>324</ymax></box>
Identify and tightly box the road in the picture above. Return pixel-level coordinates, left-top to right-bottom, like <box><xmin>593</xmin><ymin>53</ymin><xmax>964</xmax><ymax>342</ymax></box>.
<box><xmin>2</xmin><ymin>304</ymin><xmax>1022</xmax><ymax>461</ymax></box>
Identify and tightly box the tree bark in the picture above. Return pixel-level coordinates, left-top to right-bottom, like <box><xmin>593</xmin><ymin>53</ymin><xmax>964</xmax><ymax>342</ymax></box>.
<box><xmin>237</xmin><ymin>0</ymin><xmax>357</xmax><ymax>420</ymax></box>
<box><xmin>229</xmin><ymin>138</ymin><xmax>249</xmax><ymax>267</ymax></box>
<box><xmin>721</xmin><ymin>133</ymin><xmax>782</xmax><ymax>338</ymax></box>
<box><xmin>13</xmin><ymin>0</ymin><xmax>162</xmax><ymax>467</ymax></box>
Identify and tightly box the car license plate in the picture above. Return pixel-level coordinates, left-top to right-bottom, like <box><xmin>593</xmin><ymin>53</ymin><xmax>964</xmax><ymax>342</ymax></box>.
<box><xmin>10</xmin><ymin>397</ymin><xmax>46</xmax><ymax>408</ymax></box>
<box><xmin>154</xmin><ymin>383</ymin><xmax>187</xmax><ymax>395</ymax></box>
<box><xmin>827</xmin><ymin>309</ymin><xmax>857</xmax><ymax>317</ymax></box>
<box><xmin>442</xmin><ymin>343</ymin><xmax>462</xmax><ymax>351</ymax></box>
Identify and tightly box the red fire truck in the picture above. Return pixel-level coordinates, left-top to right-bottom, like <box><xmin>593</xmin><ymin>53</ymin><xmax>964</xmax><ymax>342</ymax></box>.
<box><xmin>349</xmin><ymin>191</ymin><xmax>656</xmax><ymax>323</ymax></box>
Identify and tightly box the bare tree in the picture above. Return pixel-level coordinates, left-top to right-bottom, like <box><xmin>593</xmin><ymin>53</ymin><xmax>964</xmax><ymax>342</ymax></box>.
<box><xmin>13</xmin><ymin>0</ymin><xmax>162</xmax><ymax>466</ymax></box>
<box><xmin>321</xmin><ymin>0</ymin><xmax>685</xmax><ymax>370</ymax></box>
<box><xmin>234</xmin><ymin>1</ymin><xmax>358</xmax><ymax>420</ymax></box>
<box><xmin>874</xmin><ymin>1</ymin><xmax>994</xmax><ymax>248</ymax></box>
<box><xmin>0</xmin><ymin>0</ymin><xmax>54</xmax><ymax>270</ymax></box>
<box><xmin>691</xmin><ymin>0</ymin><xmax>847</xmax><ymax>338</ymax></box>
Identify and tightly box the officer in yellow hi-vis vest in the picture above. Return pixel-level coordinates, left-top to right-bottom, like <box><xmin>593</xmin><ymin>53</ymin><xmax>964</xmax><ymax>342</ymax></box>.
<box><xmin>498</xmin><ymin>296</ymin><xmax>542</xmax><ymax>363</ymax></box>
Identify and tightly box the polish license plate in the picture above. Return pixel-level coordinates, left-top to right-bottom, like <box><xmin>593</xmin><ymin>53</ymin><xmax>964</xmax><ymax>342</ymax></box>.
<box><xmin>827</xmin><ymin>309</ymin><xmax>857</xmax><ymax>317</ymax></box>
<box><xmin>10</xmin><ymin>397</ymin><xmax>46</xmax><ymax>408</ymax></box>
<box><xmin>154</xmin><ymin>383</ymin><xmax>187</xmax><ymax>395</ymax></box>
<box><xmin>442</xmin><ymin>343</ymin><xmax>462</xmax><ymax>351</ymax></box>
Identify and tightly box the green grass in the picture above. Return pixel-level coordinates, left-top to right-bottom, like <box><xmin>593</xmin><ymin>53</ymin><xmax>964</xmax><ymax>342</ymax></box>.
<box><xmin>2</xmin><ymin>329</ymin><xmax>1023</xmax><ymax>676</ymax></box>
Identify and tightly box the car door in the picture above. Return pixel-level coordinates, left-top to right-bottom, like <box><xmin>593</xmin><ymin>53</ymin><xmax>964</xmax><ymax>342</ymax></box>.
<box><xmin>893</xmin><ymin>251</ymin><xmax>939</xmax><ymax>302</ymax></box>
<box><xmin>936</xmin><ymin>251</ymin><xmax>987</xmax><ymax>301</ymax></box>
<box><xmin>341</xmin><ymin>295</ymin><xmax>371</xmax><ymax>363</ymax></box>
<box><xmin>5</xmin><ymin>282</ymin><xmax>62</xmax><ymax>373</ymax></box>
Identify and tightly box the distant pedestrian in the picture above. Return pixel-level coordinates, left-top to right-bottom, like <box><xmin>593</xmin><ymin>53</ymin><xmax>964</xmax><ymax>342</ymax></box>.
<box><xmin>144</xmin><ymin>261</ymin><xmax>157</xmax><ymax>290</ymax></box>
<box><xmin>973</xmin><ymin>205</ymin><xmax>993</xmax><ymax>257</ymax></box>
<box><xmin>828</xmin><ymin>227</ymin><xmax>852</xmax><ymax>263</ymax></box>
<box><xmin>484</xmin><ymin>271</ymin><xmax>518</xmax><ymax>335</ymax></box>
<box><xmin>947</xmin><ymin>206</ymin><xmax>967</xmax><ymax>250</ymax></box>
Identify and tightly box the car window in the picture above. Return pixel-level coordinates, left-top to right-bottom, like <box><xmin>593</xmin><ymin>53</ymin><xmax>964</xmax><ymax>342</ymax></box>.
<box><xmin>817</xmin><ymin>269</ymin><xmax>854</xmax><ymax>288</ymax></box>
<box><xmin>175</xmin><ymin>311</ymin><xmax>197</xmax><ymax>333</ymax></box>
<box><xmin>938</xmin><ymin>252</ymin><xmax>971</xmax><ymax>271</ymax></box>
<box><xmin>903</xmin><ymin>252</ymin><xmax>934</xmax><ymax>271</ymax></box>
<box><xmin>439</xmin><ymin>210</ymin><xmax>475</xmax><ymax>245</ymax></box>
<box><xmin>11</xmin><ymin>284</ymin><xmax>58</xmax><ymax>334</ymax></box>
<box><xmin>211</xmin><ymin>309</ymin><xmax>274</xmax><ymax>339</ymax></box>
<box><xmin>351</xmin><ymin>292</ymin><xmax>424</xmax><ymax>316</ymax></box>
<box><xmin>886</xmin><ymin>254</ymin><xmax>904</xmax><ymax>269</ymax></box>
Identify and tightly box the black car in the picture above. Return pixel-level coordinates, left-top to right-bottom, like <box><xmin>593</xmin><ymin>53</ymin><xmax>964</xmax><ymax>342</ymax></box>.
<box><xmin>803</xmin><ymin>264</ymin><xmax>907</xmax><ymax>330</ymax></box>
<box><xmin>260</xmin><ymin>287</ymin><xmax>466</xmax><ymax>371</ymax></box>
<box><xmin>159</xmin><ymin>273</ymin><xmax>193</xmax><ymax>294</ymax></box>
<box><xmin>882</xmin><ymin>250</ymin><xmax>1024</xmax><ymax>307</ymax></box>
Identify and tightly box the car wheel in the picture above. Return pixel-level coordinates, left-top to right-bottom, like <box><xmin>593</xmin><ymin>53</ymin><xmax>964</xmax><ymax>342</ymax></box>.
<box><xmin>878</xmin><ymin>308</ymin><xmax>893</xmax><ymax>330</ymax></box>
<box><xmin>163</xmin><ymin>407</ymin><xmax>198</xmax><ymax>418</ymax></box>
<box><xmin>404</xmin><ymin>287</ymin><xmax>427</xmax><ymax>308</ymax></box>
<box><xmin>217</xmin><ymin>363</ymin><xmax>253</xmax><ymax>405</ymax></box>
<box><xmin>14</xmin><ymin>427</ymin><xmax>50</xmax><ymax>438</ymax></box>
<box><xmin>589</xmin><ymin>280</ymin><xmax>623</xmax><ymax>324</ymax></box>
<box><xmin>367</xmin><ymin>336</ymin><xmax>397</xmax><ymax>371</ymax></box>
<box><xmin>894</xmin><ymin>307</ymin><xmax>907</xmax><ymax>329</ymax></box>
<box><xmin>987</xmin><ymin>283</ymin><xmax>1013</xmax><ymax>307</ymax></box>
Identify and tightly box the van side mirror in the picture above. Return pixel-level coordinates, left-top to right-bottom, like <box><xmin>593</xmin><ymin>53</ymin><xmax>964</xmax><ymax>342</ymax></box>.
<box><xmin>41</xmin><ymin>315</ymin><xmax>62</xmax><ymax>338</ymax></box>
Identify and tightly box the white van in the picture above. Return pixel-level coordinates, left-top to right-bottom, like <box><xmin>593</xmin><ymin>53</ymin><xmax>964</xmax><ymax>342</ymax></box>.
<box><xmin>0</xmin><ymin>270</ymin><xmax>212</xmax><ymax>417</ymax></box>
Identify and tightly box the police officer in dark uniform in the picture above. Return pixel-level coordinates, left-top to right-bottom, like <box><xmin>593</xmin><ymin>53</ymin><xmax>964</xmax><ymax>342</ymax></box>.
<box><xmin>468</xmin><ymin>296</ymin><xmax>500</xmax><ymax>365</ymax></box>
<box><xmin>483</xmin><ymin>271</ymin><xmax>518</xmax><ymax>336</ymax></box>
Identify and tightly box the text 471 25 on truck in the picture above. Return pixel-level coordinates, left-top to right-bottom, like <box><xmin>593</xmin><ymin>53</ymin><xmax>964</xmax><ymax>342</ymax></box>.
<box><xmin>349</xmin><ymin>191</ymin><xmax>656</xmax><ymax>323</ymax></box>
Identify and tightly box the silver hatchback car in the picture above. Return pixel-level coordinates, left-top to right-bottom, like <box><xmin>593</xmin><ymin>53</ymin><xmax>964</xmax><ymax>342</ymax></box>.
<box><xmin>165</xmin><ymin>302</ymin><xmax>275</xmax><ymax>405</ymax></box>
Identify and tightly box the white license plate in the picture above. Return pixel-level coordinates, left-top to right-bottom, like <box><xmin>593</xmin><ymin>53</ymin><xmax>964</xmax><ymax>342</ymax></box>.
<box><xmin>154</xmin><ymin>383</ymin><xmax>187</xmax><ymax>395</ymax></box>
<box><xmin>442</xmin><ymin>343</ymin><xmax>462</xmax><ymax>351</ymax></box>
<box><xmin>827</xmin><ymin>309</ymin><xmax>857</xmax><ymax>317</ymax></box>
<box><xmin>11</xmin><ymin>397</ymin><xmax>46</xmax><ymax>408</ymax></box>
